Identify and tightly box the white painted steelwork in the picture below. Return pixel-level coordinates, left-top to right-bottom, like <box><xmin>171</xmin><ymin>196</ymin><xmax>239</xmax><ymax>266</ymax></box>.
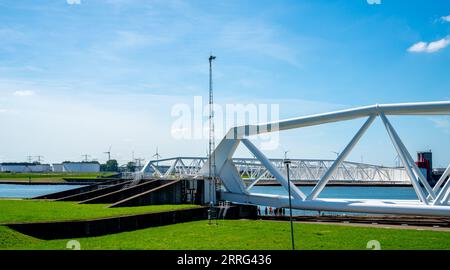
<box><xmin>139</xmin><ymin>157</ymin><xmax>409</xmax><ymax>183</ymax></box>
<box><xmin>200</xmin><ymin>101</ymin><xmax>450</xmax><ymax>217</ymax></box>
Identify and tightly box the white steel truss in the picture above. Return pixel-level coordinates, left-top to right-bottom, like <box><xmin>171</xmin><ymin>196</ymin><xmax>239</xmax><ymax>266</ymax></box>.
<box><xmin>139</xmin><ymin>156</ymin><xmax>409</xmax><ymax>184</ymax></box>
<box><xmin>199</xmin><ymin>101</ymin><xmax>450</xmax><ymax>217</ymax></box>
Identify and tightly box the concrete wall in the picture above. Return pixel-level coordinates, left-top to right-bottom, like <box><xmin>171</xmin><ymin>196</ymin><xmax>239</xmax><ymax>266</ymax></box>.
<box><xmin>7</xmin><ymin>207</ymin><xmax>208</xmax><ymax>240</ymax></box>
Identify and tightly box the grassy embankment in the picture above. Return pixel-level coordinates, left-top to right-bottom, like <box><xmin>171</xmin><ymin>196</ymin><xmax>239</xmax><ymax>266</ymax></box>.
<box><xmin>1</xmin><ymin>219</ymin><xmax>450</xmax><ymax>250</ymax></box>
<box><xmin>0</xmin><ymin>199</ymin><xmax>200</xmax><ymax>224</ymax></box>
<box><xmin>0</xmin><ymin>172</ymin><xmax>116</xmax><ymax>183</ymax></box>
<box><xmin>0</xmin><ymin>199</ymin><xmax>449</xmax><ymax>250</ymax></box>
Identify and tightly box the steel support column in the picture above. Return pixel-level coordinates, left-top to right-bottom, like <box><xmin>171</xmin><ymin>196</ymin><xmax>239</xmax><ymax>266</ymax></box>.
<box><xmin>307</xmin><ymin>115</ymin><xmax>376</xmax><ymax>200</ymax></box>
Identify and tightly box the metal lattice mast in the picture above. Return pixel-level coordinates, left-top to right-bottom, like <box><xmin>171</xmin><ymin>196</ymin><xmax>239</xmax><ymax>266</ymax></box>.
<box><xmin>208</xmin><ymin>55</ymin><xmax>216</xmax><ymax>203</ymax></box>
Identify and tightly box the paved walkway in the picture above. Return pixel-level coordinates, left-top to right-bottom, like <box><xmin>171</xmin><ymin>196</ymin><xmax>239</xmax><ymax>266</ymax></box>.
<box><xmin>260</xmin><ymin>217</ymin><xmax>450</xmax><ymax>232</ymax></box>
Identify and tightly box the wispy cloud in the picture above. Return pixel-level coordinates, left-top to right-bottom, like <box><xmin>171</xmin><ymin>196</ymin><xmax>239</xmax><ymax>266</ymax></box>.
<box><xmin>408</xmin><ymin>36</ymin><xmax>450</xmax><ymax>53</ymax></box>
<box><xmin>115</xmin><ymin>31</ymin><xmax>153</xmax><ymax>49</ymax></box>
<box><xmin>218</xmin><ymin>21</ymin><xmax>305</xmax><ymax>67</ymax></box>
<box><xmin>430</xmin><ymin>117</ymin><xmax>450</xmax><ymax>128</ymax></box>
<box><xmin>13</xmin><ymin>90</ymin><xmax>35</xmax><ymax>97</ymax></box>
<box><xmin>0</xmin><ymin>65</ymin><xmax>44</xmax><ymax>73</ymax></box>
<box><xmin>441</xmin><ymin>14</ymin><xmax>450</xmax><ymax>23</ymax></box>
<box><xmin>429</xmin><ymin>117</ymin><xmax>450</xmax><ymax>134</ymax></box>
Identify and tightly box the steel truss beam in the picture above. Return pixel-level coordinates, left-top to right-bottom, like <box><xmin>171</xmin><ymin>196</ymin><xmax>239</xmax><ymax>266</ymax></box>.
<box><xmin>202</xmin><ymin>101</ymin><xmax>450</xmax><ymax>217</ymax></box>
<box><xmin>139</xmin><ymin>156</ymin><xmax>410</xmax><ymax>183</ymax></box>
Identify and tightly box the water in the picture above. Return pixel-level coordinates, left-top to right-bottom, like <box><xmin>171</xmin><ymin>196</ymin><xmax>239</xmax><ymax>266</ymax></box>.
<box><xmin>0</xmin><ymin>184</ymin><xmax>86</xmax><ymax>198</ymax></box>
<box><xmin>250</xmin><ymin>185</ymin><xmax>418</xmax><ymax>216</ymax></box>
<box><xmin>251</xmin><ymin>185</ymin><xmax>417</xmax><ymax>200</ymax></box>
<box><xmin>0</xmin><ymin>183</ymin><xmax>421</xmax><ymax>216</ymax></box>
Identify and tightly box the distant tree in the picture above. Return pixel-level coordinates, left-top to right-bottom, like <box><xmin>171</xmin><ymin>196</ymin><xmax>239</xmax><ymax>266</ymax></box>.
<box><xmin>126</xmin><ymin>161</ymin><xmax>136</xmax><ymax>172</ymax></box>
<box><xmin>100</xmin><ymin>164</ymin><xmax>107</xmax><ymax>172</ymax></box>
<box><xmin>105</xmin><ymin>160</ymin><xmax>119</xmax><ymax>172</ymax></box>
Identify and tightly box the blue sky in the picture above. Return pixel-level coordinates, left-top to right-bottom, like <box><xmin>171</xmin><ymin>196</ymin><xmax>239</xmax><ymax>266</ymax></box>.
<box><xmin>0</xmin><ymin>0</ymin><xmax>449</xmax><ymax>167</ymax></box>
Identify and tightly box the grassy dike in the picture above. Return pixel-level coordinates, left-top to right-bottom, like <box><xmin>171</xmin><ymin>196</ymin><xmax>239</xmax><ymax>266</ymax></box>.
<box><xmin>1</xmin><ymin>219</ymin><xmax>450</xmax><ymax>250</ymax></box>
<box><xmin>0</xmin><ymin>200</ymin><xmax>200</xmax><ymax>223</ymax></box>
<box><xmin>0</xmin><ymin>199</ymin><xmax>449</xmax><ymax>250</ymax></box>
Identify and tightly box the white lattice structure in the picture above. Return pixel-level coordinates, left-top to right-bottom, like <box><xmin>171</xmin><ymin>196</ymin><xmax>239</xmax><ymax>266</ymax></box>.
<box><xmin>200</xmin><ymin>101</ymin><xmax>450</xmax><ymax>217</ymax></box>
<box><xmin>140</xmin><ymin>157</ymin><xmax>409</xmax><ymax>183</ymax></box>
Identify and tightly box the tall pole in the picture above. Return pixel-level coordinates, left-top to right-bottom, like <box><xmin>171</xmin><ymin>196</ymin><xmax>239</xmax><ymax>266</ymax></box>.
<box><xmin>35</xmin><ymin>155</ymin><xmax>44</xmax><ymax>163</ymax></box>
<box><xmin>208</xmin><ymin>54</ymin><xmax>217</xmax><ymax>225</ymax></box>
<box><xmin>284</xmin><ymin>159</ymin><xmax>295</xmax><ymax>250</ymax></box>
<box><xmin>208</xmin><ymin>55</ymin><xmax>216</xmax><ymax>200</ymax></box>
<box><xmin>153</xmin><ymin>147</ymin><xmax>162</xmax><ymax>168</ymax></box>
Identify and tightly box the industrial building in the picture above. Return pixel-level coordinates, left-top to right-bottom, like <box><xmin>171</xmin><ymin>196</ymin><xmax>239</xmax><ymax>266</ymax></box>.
<box><xmin>51</xmin><ymin>161</ymin><xmax>100</xmax><ymax>173</ymax></box>
<box><xmin>0</xmin><ymin>163</ymin><xmax>52</xmax><ymax>173</ymax></box>
<box><xmin>415</xmin><ymin>151</ymin><xmax>449</xmax><ymax>186</ymax></box>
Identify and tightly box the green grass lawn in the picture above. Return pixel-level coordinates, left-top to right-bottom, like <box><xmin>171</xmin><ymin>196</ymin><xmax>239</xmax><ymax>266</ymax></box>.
<box><xmin>0</xmin><ymin>172</ymin><xmax>116</xmax><ymax>182</ymax></box>
<box><xmin>0</xmin><ymin>199</ymin><xmax>200</xmax><ymax>224</ymax></box>
<box><xmin>1</xmin><ymin>220</ymin><xmax>449</xmax><ymax>250</ymax></box>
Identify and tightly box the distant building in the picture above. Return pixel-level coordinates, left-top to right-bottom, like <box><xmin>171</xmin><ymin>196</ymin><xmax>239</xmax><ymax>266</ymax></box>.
<box><xmin>51</xmin><ymin>163</ymin><xmax>65</xmax><ymax>172</ymax></box>
<box><xmin>0</xmin><ymin>162</ymin><xmax>51</xmax><ymax>173</ymax></box>
<box><xmin>52</xmin><ymin>161</ymin><xmax>100</xmax><ymax>173</ymax></box>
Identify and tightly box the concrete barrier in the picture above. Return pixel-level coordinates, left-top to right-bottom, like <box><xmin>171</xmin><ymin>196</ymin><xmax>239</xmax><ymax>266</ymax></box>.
<box><xmin>7</xmin><ymin>207</ymin><xmax>208</xmax><ymax>240</ymax></box>
<box><xmin>109</xmin><ymin>180</ymin><xmax>182</xmax><ymax>208</ymax></box>
<box><xmin>79</xmin><ymin>180</ymin><xmax>161</xmax><ymax>204</ymax></box>
<box><xmin>33</xmin><ymin>179</ymin><xmax>127</xmax><ymax>200</ymax></box>
<box><xmin>56</xmin><ymin>180</ymin><xmax>134</xmax><ymax>202</ymax></box>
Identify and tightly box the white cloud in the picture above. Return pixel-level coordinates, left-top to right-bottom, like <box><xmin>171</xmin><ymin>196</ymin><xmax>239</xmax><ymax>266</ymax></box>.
<box><xmin>408</xmin><ymin>36</ymin><xmax>450</xmax><ymax>53</ymax></box>
<box><xmin>67</xmin><ymin>0</ymin><xmax>81</xmax><ymax>5</ymax></box>
<box><xmin>442</xmin><ymin>14</ymin><xmax>450</xmax><ymax>22</ymax></box>
<box><xmin>13</xmin><ymin>90</ymin><xmax>35</xmax><ymax>97</ymax></box>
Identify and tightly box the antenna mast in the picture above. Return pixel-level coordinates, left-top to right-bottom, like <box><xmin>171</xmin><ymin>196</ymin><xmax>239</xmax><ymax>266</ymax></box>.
<box><xmin>208</xmin><ymin>54</ymin><xmax>216</xmax><ymax>197</ymax></box>
<box><xmin>208</xmin><ymin>54</ymin><xmax>217</xmax><ymax>225</ymax></box>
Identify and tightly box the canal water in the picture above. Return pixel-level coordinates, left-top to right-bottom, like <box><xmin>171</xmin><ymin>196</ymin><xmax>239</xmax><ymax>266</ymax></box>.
<box><xmin>251</xmin><ymin>185</ymin><xmax>417</xmax><ymax>200</ymax></box>
<box><xmin>250</xmin><ymin>185</ymin><xmax>418</xmax><ymax>216</ymax></box>
<box><xmin>0</xmin><ymin>183</ymin><xmax>419</xmax><ymax>216</ymax></box>
<box><xmin>0</xmin><ymin>184</ymin><xmax>86</xmax><ymax>198</ymax></box>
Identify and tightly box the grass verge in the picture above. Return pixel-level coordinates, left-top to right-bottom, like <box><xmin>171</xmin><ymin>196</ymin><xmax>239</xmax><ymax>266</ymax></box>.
<box><xmin>1</xmin><ymin>220</ymin><xmax>449</xmax><ymax>250</ymax></box>
<box><xmin>0</xmin><ymin>199</ymin><xmax>200</xmax><ymax>224</ymax></box>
